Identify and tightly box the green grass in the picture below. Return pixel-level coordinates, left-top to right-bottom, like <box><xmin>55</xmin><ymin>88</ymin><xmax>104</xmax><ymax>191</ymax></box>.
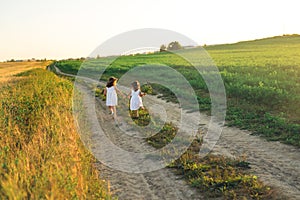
<box><xmin>54</xmin><ymin>34</ymin><xmax>300</xmax><ymax>146</ymax></box>
<box><xmin>0</xmin><ymin>68</ymin><xmax>112</xmax><ymax>199</ymax></box>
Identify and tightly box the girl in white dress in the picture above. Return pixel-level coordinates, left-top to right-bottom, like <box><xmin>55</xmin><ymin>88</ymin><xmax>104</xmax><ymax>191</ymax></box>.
<box><xmin>103</xmin><ymin>77</ymin><xmax>124</xmax><ymax>123</ymax></box>
<box><xmin>128</xmin><ymin>81</ymin><xmax>145</xmax><ymax>118</ymax></box>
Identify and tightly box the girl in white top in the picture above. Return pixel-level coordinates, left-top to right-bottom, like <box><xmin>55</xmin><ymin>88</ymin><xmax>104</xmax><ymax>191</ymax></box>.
<box><xmin>103</xmin><ymin>77</ymin><xmax>124</xmax><ymax>123</ymax></box>
<box><xmin>128</xmin><ymin>81</ymin><xmax>145</xmax><ymax>118</ymax></box>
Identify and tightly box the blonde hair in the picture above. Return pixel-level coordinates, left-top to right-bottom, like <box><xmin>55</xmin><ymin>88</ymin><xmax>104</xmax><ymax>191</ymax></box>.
<box><xmin>131</xmin><ymin>81</ymin><xmax>140</xmax><ymax>91</ymax></box>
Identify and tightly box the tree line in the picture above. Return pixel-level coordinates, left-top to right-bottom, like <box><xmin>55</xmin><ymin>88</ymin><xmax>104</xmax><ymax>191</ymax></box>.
<box><xmin>160</xmin><ymin>41</ymin><xmax>183</xmax><ymax>52</ymax></box>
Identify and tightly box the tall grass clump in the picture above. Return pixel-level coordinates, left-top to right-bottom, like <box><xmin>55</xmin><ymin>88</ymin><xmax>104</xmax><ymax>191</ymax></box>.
<box><xmin>0</xmin><ymin>69</ymin><xmax>112</xmax><ymax>199</ymax></box>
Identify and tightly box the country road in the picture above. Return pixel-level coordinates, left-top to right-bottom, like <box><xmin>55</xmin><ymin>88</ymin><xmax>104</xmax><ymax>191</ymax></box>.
<box><xmin>52</xmin><ymin>66</ymin><xmax>300</xmax><ymax>200</ymax></box>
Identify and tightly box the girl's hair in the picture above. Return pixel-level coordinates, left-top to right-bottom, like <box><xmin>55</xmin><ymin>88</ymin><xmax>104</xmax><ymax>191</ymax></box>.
<box><xmin>106</xmin><ymin>77</ymin><xmax>117</xmax><ymax>88</ymax></box>
<box><xmin>131</xmin><ymin>81</ymin><xmax>140</xmax><ymax>91</ymax></box>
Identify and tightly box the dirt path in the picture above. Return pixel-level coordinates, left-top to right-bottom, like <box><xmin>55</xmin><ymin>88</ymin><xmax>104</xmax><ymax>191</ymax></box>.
<box><xmin>54</xmin><ymin>67</ymin><xmax>300</xmax><ymax>200</ymax></box>
<box><xmin>77</xmin><ymin>83</ymin><xmax>204</xmax><ymax>200</ymax></box>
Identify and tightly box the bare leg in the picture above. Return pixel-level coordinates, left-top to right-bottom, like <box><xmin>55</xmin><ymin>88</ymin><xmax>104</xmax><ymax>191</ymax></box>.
<box><xmin>132</xmin><ymin>110</ymin><xmax>138</xmax><ymax>118</ymax></box>
<box><xmin>136</xmin><ymin>110</ymin><xmax>139</xmax><ymax>118</ymax></box>
<box><xmin>112</xmin><ymin>106</ymin><xmax>117</xmax><ymax>119</ymax></box>
<box><xmin>108</xmin><ymin>106</ymin><xmax>114</xmax><ymax>114</ymax></box>
<box><xmin>112</xmin><ymin>106</ymin><xmax>121</xmax><ymax>126</ymax></box>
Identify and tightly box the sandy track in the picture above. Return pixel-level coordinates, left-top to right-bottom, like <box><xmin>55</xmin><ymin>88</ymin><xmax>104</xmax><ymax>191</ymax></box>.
<box><xmin>54</xmin><ymin>67</ymin><xmax>300</xmax><ymax>200</ymax></box>
<box><xmin>77</xmin><ymin>83</ymin><xmax>204</xmax><ymax>200</ymax></box>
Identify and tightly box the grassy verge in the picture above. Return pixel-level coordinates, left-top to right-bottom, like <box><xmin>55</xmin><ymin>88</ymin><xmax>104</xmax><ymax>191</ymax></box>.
<box><xmin>147</xmin><ymin>122</ymin><xmax>276</xmax><ymax>199</ymax></box>
<box><xmin>0</xmin><ymin>68</ymin><xmax>112</xmax><ymax>199</ymax></box>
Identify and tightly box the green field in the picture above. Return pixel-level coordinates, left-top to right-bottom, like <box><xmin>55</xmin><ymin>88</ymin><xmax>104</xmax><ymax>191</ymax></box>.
<box><xmin>53</xmin><ymin>34</ymin><xmax>300</xmax><ymax>146</ymax></box>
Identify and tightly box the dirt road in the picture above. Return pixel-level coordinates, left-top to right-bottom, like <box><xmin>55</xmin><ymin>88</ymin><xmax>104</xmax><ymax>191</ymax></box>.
<box><xmin>77</xmin><ymin>83</ymin><xmax>204</xmax><ymax>199</ymax></box>
<box><xmin>54</xmin><ymin>67</ymin><xmax>300</xmax><ymax>200</ymax></box>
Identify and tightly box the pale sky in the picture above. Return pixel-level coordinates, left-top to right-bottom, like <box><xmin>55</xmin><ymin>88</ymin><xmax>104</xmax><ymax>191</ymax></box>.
<box><xmin>0</xmin><ymin>0</ymin><xmax>299</xmax><ymax>61</ymax></box>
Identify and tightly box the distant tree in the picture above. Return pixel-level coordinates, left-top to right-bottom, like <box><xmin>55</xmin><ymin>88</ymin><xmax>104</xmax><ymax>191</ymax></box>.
<box><xmin>167</xmin><ymin>41</ymin><xmax>182</xmax><ymax>51</ymax></box>
<box><xmin>160</xmin><ymin>44</ymin><xmax>167</xmax><ymax>52</ymax></box>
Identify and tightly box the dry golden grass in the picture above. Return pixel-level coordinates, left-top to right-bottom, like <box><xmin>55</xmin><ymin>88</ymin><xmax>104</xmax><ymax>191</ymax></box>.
<box><xmin>0</xmin><ymin>61</ymin><xmax>51</xmax><ymax>83</ymax></box>
<box><xmin>0</xmin><ymin>67</ymin><xmax>113</xmax><ymax>199</ymax></box>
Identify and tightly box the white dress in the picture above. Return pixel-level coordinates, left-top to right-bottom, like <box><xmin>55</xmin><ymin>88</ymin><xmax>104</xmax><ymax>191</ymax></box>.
<box><xmin>106</xmin><ymin>86</ymin><xmax>117</xmax><ymax>106</ymax></box>
<box><xmin>130</xmin><ymin>89</ymin><xmax>143</xmax><ymax>111</ymax></box>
